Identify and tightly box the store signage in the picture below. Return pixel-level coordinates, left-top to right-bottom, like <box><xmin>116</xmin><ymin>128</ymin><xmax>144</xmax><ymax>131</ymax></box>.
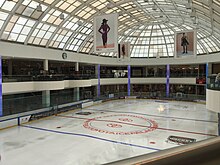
<box><xmin>62</xmin><ymin>52</ymin><xmax>67</xmax><ymax>59</ymax></box>
<box><xmin>167</xmin><ymin>135</ymin><xmax>196</xmax><ymax>145</ymax></box>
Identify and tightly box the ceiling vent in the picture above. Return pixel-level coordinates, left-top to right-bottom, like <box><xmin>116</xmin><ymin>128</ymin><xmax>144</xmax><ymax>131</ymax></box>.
<box><xmin>36</xmin><ymin>5</ymin><xmax>42</xmax><ymax>12</ymax></box>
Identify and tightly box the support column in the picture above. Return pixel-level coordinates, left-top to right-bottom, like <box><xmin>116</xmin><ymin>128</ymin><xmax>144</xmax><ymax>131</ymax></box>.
<box><xmin>206</xmin><ymin>63</ymin><xmax>212</xmax><ymax>88</ymax></box>
<box><xmin>207</xmin><ymin>63</ymin><xmax>212</xmax><ymax>75</ymax></box>
<box><xmin>0</xmin><ymin>56</ymin><xmax>2</xmax><ymax>116</ymax></box>
<box><xmin>75</xmin><ymin>62</ymin><xmax>80</xmax><ymax>101</ymax></box>
<box><xmin>75</xmin><ymin>62</ymin><xmax>79</xmax><ymax>71</ymax></box>
<box><xmin>43</xmin><ymin>59</ymin><xmax>48</xmax><ymax>71</ymax></box>
<box><xmin>42</xmin><ymin>90</ymin><xmax>50</xmax><ymax>107</ymax></box>
<box><xmin>166</xmin><ymin>64</ymin><xmax>170</xmax><ymax>97</ymax></box>
<box><xmin>42</xmin><ymin>59</ymin><xmax>50</xmax><ymax>107</ymax></box>
<box><xmin>94</xmin><ymin>64</ymin><xmax>100</xmax><ymax>97</ymax></box>
<box><xmin>96</xmin><ymin>64</ymin><xmax>100</xmax><ymax>97</ymax></box>
<box><xmin>74</xmin><ymin>88</ymin><xmax>80</xmax><ymax>101</ymax></box>
<box><xmin>128</xmin><ymin>65</ymin><xmax>131</xmax><ymax>96</ymax></box>
<box><xmin>143</xmin><ymin>66</ymin><xmax>148</xmax><ymax>77</ymax></box>
<box><xmin>206</xmin><ymin>63</ymin><xmax>209</xmax><ymax>89</ymax></box>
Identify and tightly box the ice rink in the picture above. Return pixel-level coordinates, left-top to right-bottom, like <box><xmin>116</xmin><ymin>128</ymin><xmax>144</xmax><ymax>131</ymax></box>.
<box><xmin>0</xmin><ymin>99</ymin><xmax>218</xmax><ymax>165</ymax></box>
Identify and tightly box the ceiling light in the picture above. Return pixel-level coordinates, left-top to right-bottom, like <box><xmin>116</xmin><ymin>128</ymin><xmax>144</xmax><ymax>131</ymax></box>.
<box><xmin>185</xmin><ymin>3</ymin><xmax>191</xmax><ymax>9</ymax></box>
<box><xmin>36</xmin><ymin>4</ymin><xmax>42</xmax><ymax>12</ymax></box>
<box><xmin>77</xmin><ymin>21</ymin><xmax>83</xmax><ymax>26</ymax></box>
<box><xmin>59</xmin><ymin>13</ymin><xmax>64</xmax><ymax>20</ymax></box>
<box><xmin>159</xmin><ymin>11</ymin><xmax>163</xmax><ymax>18</ymax></box>
<box><xmin>193</xmin><ymin>18</ymin><xmax>198</xmax><ymax>24</ymax></box>
<box><xmin>106</xmin><ymin>3</ymin><xmax>113</xmax><ymax>9</ymax></box>
<box><xmin>152</xmin><ymin>4</ymin><xmax>157</xmax><ymax>10</ymax></box>
<box><xmin>190</xmin><ymin>10</ymin><xmax>196</xmax><ymax>17</ymax></box>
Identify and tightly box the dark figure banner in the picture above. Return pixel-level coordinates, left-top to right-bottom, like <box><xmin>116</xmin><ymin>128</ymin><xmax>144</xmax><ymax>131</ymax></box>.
<box><xmin>94</xmin><ymin>13</ymin><xmax>118</xmax><ymax>53</ymax></box>
<box><xmin>175</xmin><ymin>30</ymin><xmax>196</xmax><ymax>58</ymax></box>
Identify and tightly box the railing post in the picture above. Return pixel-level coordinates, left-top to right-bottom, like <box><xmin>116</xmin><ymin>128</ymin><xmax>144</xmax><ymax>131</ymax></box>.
<box><xmin>17</xmin><ymin>117</ymin><xmax>20</xmax><ymax>126</ymax></box>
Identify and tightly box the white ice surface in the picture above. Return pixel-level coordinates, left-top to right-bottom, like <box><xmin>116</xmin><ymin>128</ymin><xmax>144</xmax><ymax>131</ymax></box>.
<box><xmin>0</xmin><ymin>99</ymin><xmax>218</xmax><ymax>165</ymax></box>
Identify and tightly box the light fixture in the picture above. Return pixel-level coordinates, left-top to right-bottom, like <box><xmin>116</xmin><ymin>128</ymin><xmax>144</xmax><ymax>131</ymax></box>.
<box><xmin>77</xmin><ymin>20</ymin><xmax>83</xmax><ymax>26</ymax></box>
<box><xmin>152</xmin><ymin>3</ymin><xmax>157</xmax><ymax>10</ymax></box>
<box><xmin>59</xmin><ymin>13</ymin><xmax>64</xmax><ymax>20</ymax></box>
<box><xmin>159</xmin><ymin>10</ymin><xmax>163</xmax><ymax>17</ymax></box>
<box><xmin>193</xmin><ymin>17</ymin><xmax>198</xmax><ymax>24</ymax></box>
<box><xmin>36</xmin><ymin>4</ymin><xmax>42</xmax><ymax>12</ymax></box>
<box><xmin>106</xmin><ymin>3</ymin><xmax>113</xmax><ymax>9</ymax></box>
<box><xmin>190</xmin><ymin>9</ymin><xmax>196</xmax><ymax>17</ymax></box>
<box><xmin>185</xmin><ymin>1</ymin><xmax>191</xmax><ymax>9</ymax></box>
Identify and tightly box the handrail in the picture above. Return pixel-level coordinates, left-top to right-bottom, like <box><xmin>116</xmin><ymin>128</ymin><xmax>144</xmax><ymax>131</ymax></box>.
<box><xmin>105</xmin><ymin>137</ymin><xmax>220</xmax><ymax>165</ymax></box>
<box><xmin>2</xmin><ymin>74</ymin><xmax>201</xmax><ymax>82</ymax></box>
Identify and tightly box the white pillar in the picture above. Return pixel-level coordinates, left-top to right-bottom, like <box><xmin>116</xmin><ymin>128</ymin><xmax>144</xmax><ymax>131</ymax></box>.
<box><xmin>43</xmin><ymin>59</ymin><xmax>48</xmax><ymax>71</ymax></box>
<box><xmin>42</xmin><ymin>90</ymin><xmax>50</xmax><ymax>107</ymax></box>
<box><xmin>74</xmin><ymin>87</ymin><xmax>80</xmax><ymax>101</ymax></box>
<box><xmin>74</xmin><ymin>62</ymin><xmax>80</xmax><ymax>101</ymax></box>
<box><xmin>75</xmin><ymin>62</ymin><xmax>79</xmax><ymax>72</ymax></box>
<box><xmin>43</xmin><ymin>59</ymin><xmax>50</xmax><ymax>106</ymax></box>
<box><xmin>144</xmin><ymin>66</ymin><xmax>148</xmax><ymax>77</ymax></box>
<box><xmin>208</xmin><ymin>63</ymin><xmax>212</xmax><ymax>75</ymax></box>
<box><xmin>95</xmin><ymin>64</ymin><xmax>100</xmax><ymax>97</ymax></box>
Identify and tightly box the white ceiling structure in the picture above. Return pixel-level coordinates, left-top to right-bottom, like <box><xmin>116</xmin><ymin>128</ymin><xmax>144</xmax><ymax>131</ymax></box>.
<box><xmin>0</xmin><ymin>0</ymin><xmax>220</xmax><ymax>58</ymax></box>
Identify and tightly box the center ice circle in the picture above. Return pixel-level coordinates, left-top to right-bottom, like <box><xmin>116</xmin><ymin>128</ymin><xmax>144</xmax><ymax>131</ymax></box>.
<box><xmin>83</xmin><ymin>114</ymin><xmax>158</xmax><ymax>135</ymax></box>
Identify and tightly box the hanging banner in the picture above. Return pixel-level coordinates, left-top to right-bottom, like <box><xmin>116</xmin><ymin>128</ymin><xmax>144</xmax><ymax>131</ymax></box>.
<box><xmin>174</xmin><ymin>30</ymin><xmax>197</xmax><ymax>58</ymax></box>
<box><xmin>118</xmin><ymin>42</ymin><xmax>130</xmax><ymax>61</ymax></box>
<box><xmin>94</xmin><ymin>13</ymin><xmax>118</xmax><ymax>53</ymax></box>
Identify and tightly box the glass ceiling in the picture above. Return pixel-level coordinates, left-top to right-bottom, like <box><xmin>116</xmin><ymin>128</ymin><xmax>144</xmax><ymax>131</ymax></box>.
<box><xmin>0</xmin><ymin>0</ymin><xmax>220</xmax><ymax>58</ymax></box>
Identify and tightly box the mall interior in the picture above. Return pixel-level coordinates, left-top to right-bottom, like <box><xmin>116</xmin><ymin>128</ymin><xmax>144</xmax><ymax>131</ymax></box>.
<box><xmin>0</xmin><ymin>0</ymin><xmax>220</xmax><ymax>164</ymax></box>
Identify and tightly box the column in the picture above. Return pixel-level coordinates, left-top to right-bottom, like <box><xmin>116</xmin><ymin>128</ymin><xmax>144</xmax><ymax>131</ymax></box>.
<box><xmin>166</xmin><ymin>64</ymin><xmax>170</xmax><ymax>97</ymax></box>
<box><xmin>96</xmin><ymin>64</ymin><xmax>100</xmax><ymax>97</ymax></box>
<box><xmin>75</xmin><ymin>62</ymin><xmax>79</xmax><ymax>72</ymax></box>
<box><xmin>74</xmin><ymin>88</ymin><xmax>80</xmax><ymax>101</ymax></box>
<box><xmin>128</xmin><ymin>65</ymin><xmax>131</xmax><ymax>96</ymax></box>
<box><xmin>143</xmin><ymin>66</ymin><xmax>148</xmax><ymax>77</ymax></box>
<box><xmin>42</xmin><ymin>59</ymin><xmax>50</xmax><ymax>107</ymax></box>
<box><xmin>42</xmin><ymin>90</ymin><xmax>50</xmax><ymax>107</ymax></box>
<box><xmin>207</xmin><ymin>63</ymin><xmax>212</xmax><ymax>75</ymax></box>
<box><xmin>43</xmin><ymin>59</ymin><xmax>48</xmax><ymax>71</ymax></box>
<box><xmin>75</xmin><ymin>62</ymin><xmax>80</xmax><ymax>101</ymax></box>
<box><xmin>0</xmin><ymin>56</ymin><xmax>2</xmax><ymax>116</ymax></box>
<box><xmin>206</xmin><ymin>63</ymin><xmax>209</xmax><ymax>89</ymax></box>
<box><xmin>206</xmin><ymin>63</ymin><xmax>212</xmax><ymax>88</ymax></box>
